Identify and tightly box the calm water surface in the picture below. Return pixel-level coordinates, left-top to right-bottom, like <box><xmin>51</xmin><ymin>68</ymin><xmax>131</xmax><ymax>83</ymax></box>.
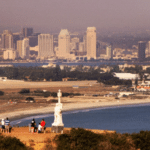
<box><xmin>10</xmin><ymin>104</ymin><xmax>150</xmax><ymax>134</ymax></box>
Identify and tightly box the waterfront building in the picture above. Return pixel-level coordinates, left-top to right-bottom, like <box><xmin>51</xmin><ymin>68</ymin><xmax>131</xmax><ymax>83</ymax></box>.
<box><xmin>57</xmin><ymin>29</ymin><xmax>70</xmax><ymax>58</ymax></box>
<box><xmin>38</xmin><ymin>34</ymin><xmax>54</xmax><ymax>59</ymax></box>
<box><xmin>1</xmin><ymin>30</ymin><xmax>14</xmax><ymax>50</ymax></box>
<box><xmin>138</xmin><ymin>41</ymin><xmax>146</xmax><ymax>61</ymax></box>
<box><xmin>22</xmin><ymin>38</ymin><xmax>30</xmax><ymax>59</ymax></box>
<box><xmin>3</xmin><ymin>49</ymin><xmax>16</xmax><ymax>60</ymax></box>
<box><xmin>86</xmin><ymin>27</ymin><xmax>96</xmax><ymax>59</ymax></box>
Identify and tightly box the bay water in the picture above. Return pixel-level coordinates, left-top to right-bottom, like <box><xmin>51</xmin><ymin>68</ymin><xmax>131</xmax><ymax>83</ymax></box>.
<box><xmin>11</xmin><ymin>104</ymin><xmax>150</xmax><ymax>134</ymax></box>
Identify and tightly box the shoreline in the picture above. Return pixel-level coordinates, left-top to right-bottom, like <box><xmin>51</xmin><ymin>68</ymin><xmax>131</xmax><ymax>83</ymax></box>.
<box><xmin>3</xmin><ymin>98</ymin><xmax>150</xmax><ymax>122</ymax></box>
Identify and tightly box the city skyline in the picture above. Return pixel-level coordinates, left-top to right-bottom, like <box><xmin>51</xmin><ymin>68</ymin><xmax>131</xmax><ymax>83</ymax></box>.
<box><xmin>0</xmin><ymin>0</ymin><xmax>150</xmax><ymax>34</ymax></box>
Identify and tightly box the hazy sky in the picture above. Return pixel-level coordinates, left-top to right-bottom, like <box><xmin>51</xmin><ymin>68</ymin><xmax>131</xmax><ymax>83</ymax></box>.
<box><xmin>0</xmin><ymin>0</ymin><xmax>150</xmax><ymax>33</ymax></box>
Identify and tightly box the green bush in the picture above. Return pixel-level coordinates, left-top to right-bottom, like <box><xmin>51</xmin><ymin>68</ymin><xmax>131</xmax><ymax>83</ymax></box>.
<box><xmin>131</xmin><ymin>130</ymin><xmax>150</xmax><ymax>150</ymax></box>
<box><xmin>54</xmin><ymin>128</ymin><xmax>136</xmax><ymax>150</ymax></box>
<box><xmin>19</xmin><ymin>89</ymin><xmax>30</xmax><ymax>94</ymax></box>
<box><xmin>43</xmin><ymin>91</ymin><xmax>51</xmax><ymax>97</ymax></box>
<box><xmin>0</xmin><ymin>91</ymin><xmax>4</xmax><ymax>96</ymax></box>
<box><xmin>34</xmin><ymin>89</ymin><xmax>43</xmax><ymax>93</ymax></box>
<box><xmin>55</xmin><ymin>128</ymin><xmax>104</xmax><ymax>150</ymax></box>
<box><xmin>26</xmin><ymin>97</ymin><xmax>34</xmax><ymax>100</ymax></box>
<box><xmin>0</xmin><ymin>135</ymin><xmax>33</xmax><ymax>150</ymax></box>
<box><xmin>51</xmin><ymin>92</ymin><xmax>57</xmax><ymax>97</ymax></box>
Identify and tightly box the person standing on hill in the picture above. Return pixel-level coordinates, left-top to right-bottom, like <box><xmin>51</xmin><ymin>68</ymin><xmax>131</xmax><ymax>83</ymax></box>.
<box><xmin>38</xmin><ymin>123</ymin><xmax>42</xmax><ymax>133</ymax></box>
<box><xmin>1</xmin><ymin>119</ymin><xmax>5</xmax><ymax>133</ymax></box>
<box><xmin>5</xmin><ymin>118</ymin><xmax>10</xmax><ymax>133</ymax></box>
<box><xmin>31</xmin><ymin>119</ymin><xmax>36</xmax><ymax>133</ymax></box>
<box><xmin>41</xmin><ymin>119</ymin><xmax>46</xmax><ymax>133</ymax></box>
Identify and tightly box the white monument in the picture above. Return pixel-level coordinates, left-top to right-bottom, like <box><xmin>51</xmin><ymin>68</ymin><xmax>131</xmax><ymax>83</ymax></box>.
<box><xmin>51</xmin><ymin>89</ymin><xmax>64</xmax><ymax>133</ymax></box>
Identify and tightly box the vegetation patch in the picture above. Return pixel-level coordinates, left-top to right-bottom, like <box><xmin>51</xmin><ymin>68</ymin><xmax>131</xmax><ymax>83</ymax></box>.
<box><xmin>0</xmin><ymin>91</ymin><xmax>4</xmax><ymax>96</ymax></box>
<box><xmin>19</xmin><ymin>89</ymin><xmax>30</xmax><ymax>94</ymax></box>
<box><xmin>0</xmin><ymin>134</ymin><xmax>32</xmax><ymax>150</ymax></box>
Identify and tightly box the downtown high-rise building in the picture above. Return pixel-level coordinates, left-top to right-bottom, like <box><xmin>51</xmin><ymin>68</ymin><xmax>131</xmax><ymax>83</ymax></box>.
<box><xmin>22</xmin><ymin>38</ymin><xmax>30</xmax><ymax>59</ymax></box>
<box><xmin>17</xmin><ymin>40</ymin><xmax>23</xmax><ymax>57</ymax></box>
<box><xmin>86</xmin><ymin>27</ymin><xmax>96</xmax><ymax>59</ymax></box>
<box><xmin>1</xmin><ymin>30</ymin><xmax>14</xmax><ymax>50</ymax></box>
<box><xmin>106</xmin><ymin>45</ymin><xmax>112</xmax><ymax>59</ymax></box>
<box><xmin>57</xmin><ymin>29</ymin><xmax>70</xmax><ymax>58</ymax></box>
<box><xmin>21</xmin><ymin>28</ymin><xmax>33</xmax><ymax>37</ymax></box>
<box><xmin>138</xmin><ymin>41</ymin><xmax>146</xmax><ymax>61</ymax></box>
<box><xmin>38</xmin><ymin>34</ymin><xmax>54</xmax><ymax>59</ymax></box>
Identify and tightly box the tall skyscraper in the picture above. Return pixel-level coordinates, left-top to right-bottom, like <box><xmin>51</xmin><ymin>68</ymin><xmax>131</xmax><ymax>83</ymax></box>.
<box><xmin>138</xmin><ymin>41</ymin><xmax>146</xmax><ymax>61</ymax></box>
<box><xmin>86</xmin><ymin>27</ymin><xmax>96</xmax><ymax>59</ymax></box>
<box><xmin>38</xmin><ymin>34</ymin><xmax>54</xmax><ymax>58</ymax></box>
<box><xmin>13</xmin><ymin>33</ymin><xmax>20</xmax><ymax>50</ymax></box>
<box><xmin>22</xmin><ymin>28</ymin><xmax>33</xmax><ymax>37</ymax></box>
<box><xmin>22</xmin><ymin>38</ymin><xmax>30</xmax><ymax>59</ymax></box>
<box><xmin>58</xmin><ymin>29</ymin><xmax>70</xmax><ymax>58</ymax></box>
<box><xmin>106</xmin><ymin>45</ymin><xmax>112</xmax><ymax>59</ymax></box>
<box><xmin>17</xmin><ymin>40</ymin><xmax>22</xmax><ymax>57</ymax></box>
<box><xmin>1</xmin><ymin>30</ymin><xmax>13</xmax><ymax>50</ymax></box>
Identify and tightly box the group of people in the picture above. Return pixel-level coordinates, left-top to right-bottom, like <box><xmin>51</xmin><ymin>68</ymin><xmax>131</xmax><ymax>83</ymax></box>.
<box><xmin>30</xmin><ymin>118</ymin><xmax>46</xmax><ymax>133</ymax></box>
<box><xmin>1</xmin><ymin>118</ymin><xmax>10</xmax><ymax>133</ymax></box>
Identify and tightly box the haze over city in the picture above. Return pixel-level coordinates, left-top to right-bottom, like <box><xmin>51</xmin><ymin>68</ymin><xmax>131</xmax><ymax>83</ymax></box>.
<box><xmin>1</xmin><ymin>0</ymin><xmax>150</xmax><ymax>33</ymax></box>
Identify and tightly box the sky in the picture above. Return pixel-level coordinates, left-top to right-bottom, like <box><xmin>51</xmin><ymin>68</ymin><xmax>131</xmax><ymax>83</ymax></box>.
<box><xmin>0</xmin><ymin>0</ymin><xmax>150</xmax><ymax>34</ymax></box>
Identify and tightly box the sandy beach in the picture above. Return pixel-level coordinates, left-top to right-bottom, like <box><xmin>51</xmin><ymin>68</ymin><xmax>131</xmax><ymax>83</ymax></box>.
<box><xmin>0</xmin><ymin>95</ymin><xmax>150</xmax><ymax>121</ymax></box>
<box><xmin>0</xmin><ymin>80</ymin><xmax>149</xmax><ymax>121</ymax></box>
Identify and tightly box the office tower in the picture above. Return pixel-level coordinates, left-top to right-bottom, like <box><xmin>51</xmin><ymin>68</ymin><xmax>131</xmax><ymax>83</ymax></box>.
<box><xmin>106</xmin><ymin>45</ymin><xmax>112</xmax><ymax>59</ymax></box>
<box><xmin>22</xmin><ymin>28</ymin><xmax>33</xmax><ymax>37</ymax></box>
<box><xmin>58</xmin><ymin>29</ymin><xmax>70</xmax><ymax>58</ymax></box>
<box><xmin>17</xmin><ymin>40</ymin><xmax>22</xmax><ymax>57</ymax></box>
<box><xmin>138</xmin><ymin>41</ymin><xmax>146</xmax><ymax>61</ymax></box>
<box><xmin>83</xmin><ymin>35</ymin><xmax>87</xmax><ymax>52</ymax></box>
<box><xmin>96</xmin><ymin>41</ymin><xmax>100</xmax><ymax>57</ymax></box>
<box><xmin>79</xmin><ymin>42</ymin><xmax>84</xmax><ymax>52</ymax></box>
<box><xmin>1</xmin><ymin>30</ymin><xmax>13</xmax><ymax>50</ymax></box>
<box><xmin>38</xmin><ymin>34</ymin><xmax>54</xmax><ymax>58</ymax></box>
<box><xmin>29</xmin><ymin>36</ymin><xmax>38</xmax><ymax>47</ymax></box>
<box><xmin>22</xmin><ymin>38</ymin><xmax>30</xmax><ymax>59</ymax></box>
<box><xmin>86</xmin><ymin>27</ymin><xmax>96</xmax><ymax>59</ymax></box>
<box><xmin>13</xmin><ymin>33</ymin><xmax>20</xmax><ymax>49</ymax></box>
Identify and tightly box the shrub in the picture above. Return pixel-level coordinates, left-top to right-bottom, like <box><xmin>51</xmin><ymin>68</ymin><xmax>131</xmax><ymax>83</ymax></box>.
<box><xmin>0</xmin><ymin>91</ymin><xmax>4</xmax><ymax>96</ymax></box>
<box><xmin>26</xmin><ymin>97</ymin><xmax>34</xmax><ymax>100</ymax></box>
<box><xmin>19</xmin><ymin>89</ymin><xmax>30</xmax><ymax>94</ymax></box>
<box><xmin>54</xmin><ymin>128</ymin><xmax>136</xmax><ymax>150</ymax></box>
<box><xmin>34</xmin><ymin>89</ymin><xmax>43</xmax><ymax>93</ymax></box>
<box><xmin>131</xmin><ymin>130</ymin><xmax>150</xmax><ymax>150</ymax></box>
<box><xmin>0</xmin><ymin>135</ymin><xmax>32</xmax><ymax>150</ymax></box>
<box><xmin>43</xmin><ymin>91</ymin><xmax>51</xmax><ymax>97</ymax></box>
<box><xmin>55</xmin><ymin>128</ymin><xmax>104</xmax><ymax>150</ymax></box>
<box><xmin>51</xmin><ymin>99</ymin><xmax>58</xmax><ymax>103</ymax></box>
<box><xmin>62</xmin><ymin>92</ymin><xmax>70</xmax><ymax>97</ymax></box>
<box><xmin>51</xmin><ymin>92</ymin><xmax>57</xmax><ymax>97</ymax></box>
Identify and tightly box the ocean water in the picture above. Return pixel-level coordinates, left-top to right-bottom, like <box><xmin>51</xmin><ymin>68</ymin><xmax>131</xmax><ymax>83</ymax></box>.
<box><xmin>10</xmin><ymin>104</ymin><xmax>150</xmax><ymax>134</ymax></box>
